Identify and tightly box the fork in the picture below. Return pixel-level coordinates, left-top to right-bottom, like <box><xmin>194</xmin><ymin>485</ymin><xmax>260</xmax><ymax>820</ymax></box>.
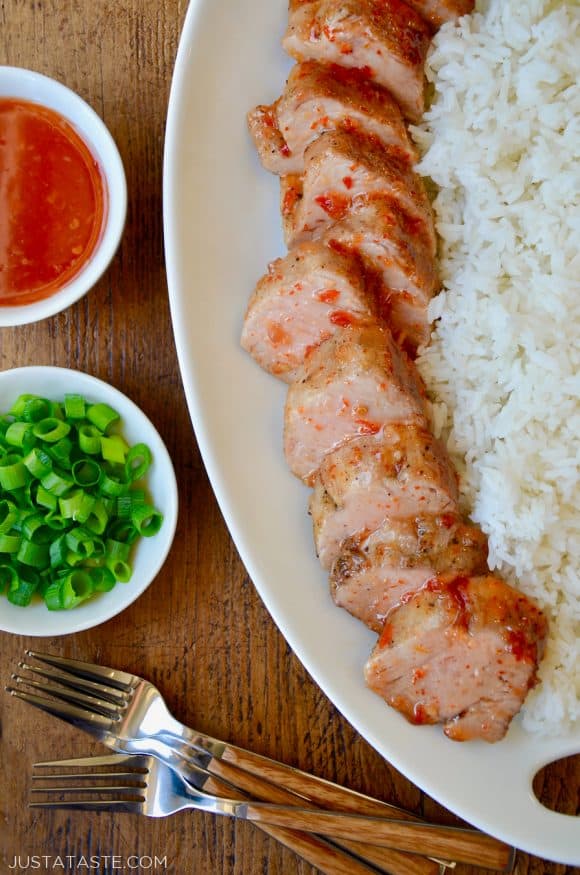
<box><xmin>9</xmin><ymin>654</ymin><xmax>449</xmax><ymax>875</ymax></box>
<box><xmin>29</xmin><ymin>752</ymin><xmax>514</xmax><ymax>871</ymax></box>
<box><xmin>8</xmin><ymin>652</ymin><xmax>514</xmax><ymax>871</ymax></box>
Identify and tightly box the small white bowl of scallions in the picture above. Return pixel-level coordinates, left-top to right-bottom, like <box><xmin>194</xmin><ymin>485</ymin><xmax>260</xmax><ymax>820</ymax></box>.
<box><xmin>0</xmin><ymin>366</ymin><xmax>178</xmax><ymax>635</ymax></box>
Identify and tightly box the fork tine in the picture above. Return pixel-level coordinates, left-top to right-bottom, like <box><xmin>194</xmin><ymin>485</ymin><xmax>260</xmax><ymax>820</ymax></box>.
<box><xmin>10</xmin><ymin>673</ymin><xmax>122</xmax><ymax>719</ymax></box>
<box><xmin>29</xmin><ymin>800</ymin><xmax>144</xmax><ymax>812</ymax></box>
<box><xmin>18</xmin><ymin>661</ymin><xmax>129</xmax><ymax>705</ymax></box>
<box><xmin>25</xmin><ymin>650</ymin><xmax>135</xmax><ymax>691</ymax></box>
<box><xmin>30</xmin><ymin>752</ymin><xmax>149</xmax><ymax>813</ymax></box>
<box><xmin>31</xmin><ymin>783</ymin><xmax>146</xmax><ymax>792</ymax></box>
<box><xmin>32</xmin><ymin>772</ymin><xmax>146</xmax><ymax>781</ymax></box>
<box><xmin>34</xmin><ymin>753</ymin><xmax>151</xmax><ymax>768</ymax></box>
<box><xmin>6</xmin><ymin>687</ymin><xmax>111</xmax><ymax>729</ymax></box>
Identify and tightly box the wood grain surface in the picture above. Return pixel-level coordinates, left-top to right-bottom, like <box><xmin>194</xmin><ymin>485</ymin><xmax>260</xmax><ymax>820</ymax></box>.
<box><xmin>0</xmin><ymin>2</ymin><xmax>578</xmax><ymax>874</ymax></box>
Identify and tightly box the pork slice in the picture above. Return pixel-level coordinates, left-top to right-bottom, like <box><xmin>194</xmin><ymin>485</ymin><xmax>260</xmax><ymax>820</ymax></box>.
<box><xmin>331</xmin><ymin>515</ymin><xmax>488</xmax><ymax>630</ymax></box>
<box><xmin>310</xmin><ymin>425</ymin><xmax>459</xmax><ymax>569</ymax></box>
<box><xmin>284</xmin><ymin>324</ymin><xmax>427</xmax><ymax>484</ymax></box>
<box><xmin>247</xmin><ymin>62</ymin><xmax>416</xmax><ymax>176</ymax></box>
<box><xmin>285</xmin><ymin>130</ymin><xmax>436</xmax><ymax>256</ymax></box>
<box><xmin>323</xmin><ymin>194</ymin><xmax>439</xmax><ymax>354</ymax></box>
<box><xmin>283</xmin><ymin>0</ymin><xmax>431</xmax><ymax>122</ymax></box>
<box><xmin>247</xmin><ymin>102</ymin><xmax>292</xmax><ymax>174</ymax></box>
<box><xmin>364</xmin><ymin>575</ymin><xmax>548</xmax><ymax>742</ymax></box>
<box><xmin>241</xmin><ymin>242</ymin><xmax>375</xmax><ymax>382</ymax></box>
<box><xmin>403</xmin><ymin>0</ymin><xmax>474</xmax><ymax>29</ymax></box>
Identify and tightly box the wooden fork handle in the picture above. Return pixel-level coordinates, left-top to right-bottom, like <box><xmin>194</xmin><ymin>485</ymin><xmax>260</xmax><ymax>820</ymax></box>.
<box><xmin>203</xmin><ymin>767</ymin><xmax>442</xmax><ymax>875</ymax></box>
<box><xmin>220</xmin><ymin>742</ymin><xmax>419</xmax><ymax>819</ymax></box>
<box><xmin>243</xmin><ymin>803</ymin><xmax>514</xmax><ymax>872</ymax></box>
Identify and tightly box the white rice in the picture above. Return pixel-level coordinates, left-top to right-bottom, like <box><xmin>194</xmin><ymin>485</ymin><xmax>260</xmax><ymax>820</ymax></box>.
<box><xmin>412</xmin><ymin>0</ymin><xmax>580</xmax><ymax>733</ymax></box>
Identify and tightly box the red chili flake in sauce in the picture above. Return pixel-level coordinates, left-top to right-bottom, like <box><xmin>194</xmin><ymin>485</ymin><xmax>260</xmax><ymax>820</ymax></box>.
<box><xmin>262</xmin><ymin>109</ymin><xmax>277</xmax><ymax>129</ymax></box>
<box><xmin>342</xmin><ymin>176</ymin><xmax>353</xmax><ymax>190</ymax></box>
<box><xmin>282</xmin><ymin>186</ymin><xmax>300</xmax><ymax>216</ymax></box>
<box><xmin>280</xmin><ymin>142</ymin><xmax>291</xmax><ymax>157</ymax></box>
<box><xmin>412</xmin><ymin>703</ymin><xmax>429</xmax><ymax>725</ymax></box>
<box><xmin>355</xmin><ymin>419</ymin><xmax>381</xmax><ymax>435</ymax></box>
<box><xmin>317</xmin><ymin>288</ymin><xmax>340</xmax><ymax>304</ymax></box>
<box><xmin>379</xmin><ymin>622</ymin><xmax>393</xmax><ymax>647</ymax></box>
<box><xmin>0</xmin><ymin>99</ymin><xmax>106</xmax><ymax>306</ymax></box>
<box><xmin>267</xmin><ymin>321</ymin><xmax>291</xmax><ymax>347</ymax></box>
<box><xmin>314</xmin><ymin>193</ymin><xmax>349</xmax><ymax>221</ymax></box>
<box><xmin>439</xmin><ymin>513</ymin><xmax>457</xmax><ymax>529</ymax></box>
<box><xmin>329</xmin><ymin>310</ymin><xmax>358</xmax><ymax>328</ymax></box>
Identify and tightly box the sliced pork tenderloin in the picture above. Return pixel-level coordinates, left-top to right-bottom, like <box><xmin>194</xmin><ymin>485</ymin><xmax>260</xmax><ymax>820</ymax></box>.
<box><xmin>283</xmin><ymin>0</ymin><xmax>431</xmax><ymax>122</ymax></box>
<box><xmin>247</xmin><ymin>61</ymin><xmax>416</xmax><ymax>176</ymax></box>
<box><xmin>331</xmin><ymin>515</ymin><xmax>488</xmax><ymax>630</ymax></box>
<box><xmin>309</xmin><ymin>424</ymin><xmax>459</xmax><ymax>568</ymax></box>
<box><xmin>323</xmin><ymin>194</ymin><xmax>439</xmax><ymax>354</ymax></box>
<box><xmin>283</xmin><ymin>129</ymin><xmax>436</xmax><ymax>255</ymax></box>
<box><xmin>241</xmin><ymin>242</ymin><xmax>376</xmax><ymax>382</ymax></box>
<box><xmin>284</xmin><ymin>324</ymin><xmax>427</xmax><ymax>484</ymax></box>
<box><xmin>364</xmin><ymin>574</ymin><xmax>548</xmax><ymax>742</ymax></box>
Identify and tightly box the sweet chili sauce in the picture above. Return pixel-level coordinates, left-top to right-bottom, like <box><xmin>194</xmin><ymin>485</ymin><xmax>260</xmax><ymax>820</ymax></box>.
<box><xmin>0</xmin><ymin>98</ymin><xmax>106</xmax><ymax>305</ymax></box>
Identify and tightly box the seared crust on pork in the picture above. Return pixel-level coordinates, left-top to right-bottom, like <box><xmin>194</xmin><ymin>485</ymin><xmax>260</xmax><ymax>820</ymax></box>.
<box><xmin>331</xmin><ymin>514</ymin><xmax>488</xmax><ymax>629</ymax></box>
<box><xmin>248</xmin><ymin>61</ymin><xmax>416</xmax><ymax>176</ymax></box>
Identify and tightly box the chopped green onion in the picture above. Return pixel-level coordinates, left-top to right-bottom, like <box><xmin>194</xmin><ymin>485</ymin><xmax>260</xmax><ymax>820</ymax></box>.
<box><xmin>0</xmin><ymin>391</ymin><xmax>163</xmax><ymax>610</ymax></box>
<box><xmin>0</xmin><ymin>455</ymin><xmax>29</xmax><ymax>490</ymax></box>
<box><xmin>87</xmin><ymin>403</ymin><xmax>119</xmax><ymax>433</ymax></box>
<box><xmin>0</xmin><ymin>499</ymin><xmax>19</xmax><ymax>534</ymax></box>
<box><xmin>59</xmin><ymin>489</ymin><xmax>96</xmax><ymax>523</ymax></box>
<box><xmin>101</xmin><ymin>434</ymin><xmax>129</xmax><ymax>464</ymax></box>
<box><xmin>5</xmin><ymin>421</ymin><xmax>36</xmax><ymax>451</ymax></box>
<box><xmin>23</xmin><ymin>447</ymin><xmax>53</xmax><ymax>478</ymax></box>
<box><xmin>78</xmin><ymin>424</ymin><xmax>102</xmax><ymax>455</ymax></box>
<box><xmin>0</xmin><ymin>563</ymin><xmax>18</xmax><ymax>593</ymax></box>
<box><xmin>40</xmin><ymin>469</ymin><xmax>74</xmax><ymax>497</ymax></box>
<box><xmin>32</xmin><ymin>418</ymin><xmax>71</xmax><ymax>443</ymax></box>
<box><xmin>131</xmin><ymin>504</ymin><xmax>164</xmax><ymax>537</ymax></box>
<box><xmin>125</xmin><ymin>443</ymin><xmax>152</xmax><ymax>482</ymax></box>
<box><xmin>0</xmin><ymin>532</ymin><xmax>21</xmax><ymax>553</ymax></box>
<box><xmin>89</xmin><ymin>566</ymin><xmax>116</xmax><ymax>592</ymax></box>
<box><xmin>36</xmin><ymin>484</ymin><xmax>58</xmax><ymax>511</ymax></box>
<box><xmin>106</xmin><ymin>558</ymin><xmax>132</xmax><ymax>582</ymax></box>
<box><xmin>17</xmin><ymin>538</ymin><xmax>49</xmax><ymax>568</ymax></box>
<box><xmin>72</xmin><ymin>459</ymin><xmax>101</xmax><ymax>488</ymax></box>
<box><xmin>84</xmin><ymin>499</ymin><xmax>109</xmax><ymax>535</ymax></box>
<box><xmin>64</xmin><ymin>394</ymin><xmax>86</xmax><ymax>419</ymax></box>
<box><xmin>23</xmin><ymin>397</ymin><xmax>52</xmax><ymax>422</ymax></box>
<box><xmin>7</xmin><ymin>567</ymin><xmax>39</xmax><ymax>606</ymax></box>
<box><xmin>98</xmin><ymin>471</ymin><xmax>128</xmax><ymax>497</ymax></box>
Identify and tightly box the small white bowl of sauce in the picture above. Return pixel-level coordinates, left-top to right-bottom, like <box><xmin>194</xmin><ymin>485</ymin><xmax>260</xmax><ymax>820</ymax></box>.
<box><xmin>0</xmin><ymin>67</ymin><xmax>127</xmax><ymax>326</ymax></box>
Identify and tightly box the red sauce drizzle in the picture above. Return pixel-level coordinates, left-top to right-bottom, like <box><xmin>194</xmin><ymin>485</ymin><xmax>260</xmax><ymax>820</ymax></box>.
<box><xmin>506</xmin><ymin>628</ymin><xmax>535</xmax><ymax>663</ymax></box>
<box><xmin>317</xmin><ymin>288</ymin><xmax>340</xmax><ymax>304</ymax></box>
<box><xmin>427</xmin><ymin>575</ymin><xmax>471</xmax><ymax>632</ymax></box>
<box><xmin>314</xmin><ymin>193</ymin><xmax>349</xmax><ymax>221</ymax></box>
<box><xmin>0</xmin><ymin>98</ymin><xmax>106</xmax><ymax>305</ymax></box>
<box><xmin>355</xmin><ymin>419</ymin><xmax>381</xmax><ymax>435</ymax></box>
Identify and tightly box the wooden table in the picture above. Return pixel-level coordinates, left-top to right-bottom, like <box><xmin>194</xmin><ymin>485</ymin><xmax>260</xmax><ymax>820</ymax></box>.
<box><xmin>0</xmin><ymin>2</ymin><xmax>577</xmax><ymax>874</ymax></box>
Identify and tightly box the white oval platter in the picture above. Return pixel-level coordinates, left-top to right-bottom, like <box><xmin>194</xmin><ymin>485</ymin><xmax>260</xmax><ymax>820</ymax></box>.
<box><xmin>163</xmin><ymin>0</ymin><xmax>580</xmax><ymax>863</ymax></box>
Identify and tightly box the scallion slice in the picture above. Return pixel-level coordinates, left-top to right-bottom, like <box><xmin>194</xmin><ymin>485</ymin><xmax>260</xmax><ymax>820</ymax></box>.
<box><xmin>0</xmin><ymin>391</ymin><xmax>163</xmax><ymax>610</ymax></box>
